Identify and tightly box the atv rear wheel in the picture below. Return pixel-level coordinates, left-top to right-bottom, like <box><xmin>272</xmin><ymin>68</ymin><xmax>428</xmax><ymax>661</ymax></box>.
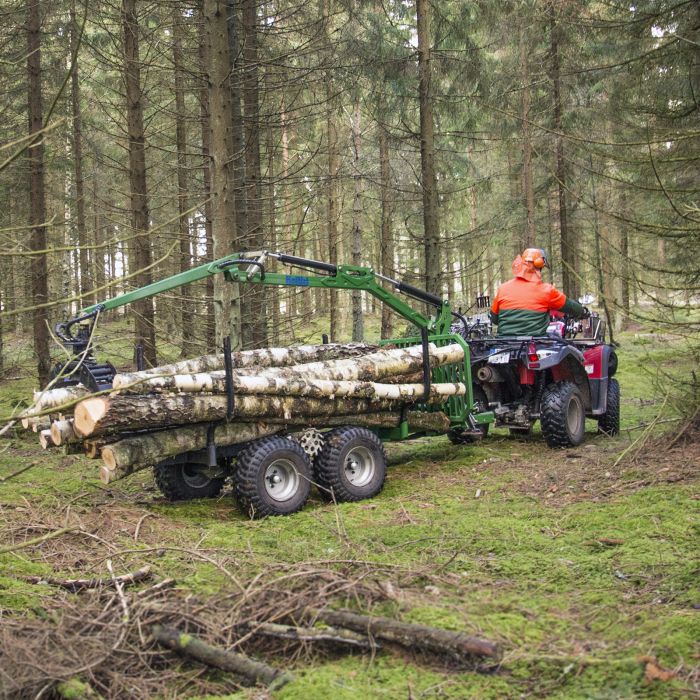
<box><xmin>314</xmin><ymin>426</ymin><xmax>387</xmax><ymax>502</ymax></box>
<box><xmin>234</xmin><ymin>436</ymin><xmax>312</xmax><ymax>518</ymax></box>
<box><xmin>540</xmin><ymin>381</ymin><xmax>586</xmax><ymax>448</ymax></box>
<box><xmin>447</xmin><ymin>386</ymin><xmax>490</xmax><ymax>445</ymax></box>
<box><xmin>598</xmin><ymin>378</ymin><xmax>620</xmax><ymax>436</ymax></box>
<box><xmin>154</xmin><ymin>462</ymin><xmax>225</xmax><ymax>501</ymax></box>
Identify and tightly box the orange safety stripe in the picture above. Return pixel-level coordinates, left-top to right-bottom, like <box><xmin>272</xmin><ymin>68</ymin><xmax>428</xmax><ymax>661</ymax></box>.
<box><xmin>491</xmin><ymin>278</ymin><xmax>566</xmax><ymax>314</ymax></box>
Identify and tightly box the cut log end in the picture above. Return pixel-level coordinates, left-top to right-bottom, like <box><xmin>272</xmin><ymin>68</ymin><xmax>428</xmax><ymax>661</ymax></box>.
<box><xmin>74</xmin><ymin>398</ymin><xmax>109</xmax><ymax>437</ymax></box>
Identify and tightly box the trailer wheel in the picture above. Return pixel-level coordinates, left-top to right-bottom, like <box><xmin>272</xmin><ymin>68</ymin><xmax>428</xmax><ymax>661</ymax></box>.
<box><xmin>598</xmin><ymin>378</ymin><xmax>620</xmax><ymax>436</ymax></box>
<box><xmin>540</xmin><ymin>381</ymin><xmax>586</xmax><ymax>448</ymax></box>
<box><xmin>314</xmin><ymin>427</ymin><xmax>387</xmax><ymax>502</ymax></box>
<box><xmin>234</xmin><ymin>436</ymin><xmax>312</xmax><ymax>518</ymax></box>
<box><xmin>154</xmin><ymin>463</ymin><xmax>225</xmax><ymax>501</ymax></box>
<box><xmin>447</xmin><ymin>386</ymin><xmax>490</xmax><ymax>444</ymax></box>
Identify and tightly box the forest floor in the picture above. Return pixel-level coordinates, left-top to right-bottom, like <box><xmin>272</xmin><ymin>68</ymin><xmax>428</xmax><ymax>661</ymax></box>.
<box><xmin>0</xmin><ymin>322</ymin><xmax>698</xmax><ymax>699</ymax></box>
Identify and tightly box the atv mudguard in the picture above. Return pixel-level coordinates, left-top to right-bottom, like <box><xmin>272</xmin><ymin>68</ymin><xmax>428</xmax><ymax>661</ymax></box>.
<box><xmin>582</xmin><ymin>344</ymin><xmax>615</xmax><ymax>415</ymax></box>
<box><xmin>544</xmin><ymin>347</ymin><xmax>593</xmax><ymax>412</ymax></box>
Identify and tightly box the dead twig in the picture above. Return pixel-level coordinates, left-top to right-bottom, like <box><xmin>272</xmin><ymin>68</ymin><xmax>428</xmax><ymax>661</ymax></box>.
<box><xmin>25</xmin><ymin>565</ymin><xmax>152</xmax><ymax>593</ymax></box>
<box><xmin>0</xmin><ymin>526</ymin><xmax>77</xmax><ymax>555</ymax></box>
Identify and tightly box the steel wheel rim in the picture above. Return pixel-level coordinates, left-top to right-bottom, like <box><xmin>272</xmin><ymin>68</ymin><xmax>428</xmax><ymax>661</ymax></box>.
<box><xmin>566</xmin><ymin>395</ymin><xmax>583</xmax><ymax>435</ymax></box>
<box><xmin>344</xmin><ymin>446</ymin><xmax>375</xmax><ymax>487</ymax></box>
<box><xmin>182</xmin><ymin>464</ymin><xmax>211</xmax><ymax>489</ymax></box>
<box><xmin>264</xmin><ymin>459</ymin><xmax>299</xmax><ymax>501</ymax></box>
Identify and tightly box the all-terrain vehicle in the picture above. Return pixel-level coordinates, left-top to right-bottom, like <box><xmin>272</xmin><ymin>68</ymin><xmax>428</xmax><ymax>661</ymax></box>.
<box><xmin>452</xmin><ymin>306</ymin><xmax>619</xmax><ymax>447</ymax></box>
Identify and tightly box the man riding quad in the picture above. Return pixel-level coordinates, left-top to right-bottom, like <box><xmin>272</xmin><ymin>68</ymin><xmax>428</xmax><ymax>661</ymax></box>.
<box><xmin>489</xmin><ymin>248</ymin><xmax>589</xmax><ymax>335</ymax></box>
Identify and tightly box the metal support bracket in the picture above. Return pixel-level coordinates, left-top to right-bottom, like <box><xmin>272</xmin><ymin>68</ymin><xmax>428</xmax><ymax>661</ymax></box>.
<box><xmin>223</xmin><ymin>336</ymin><xmax>235</xmax><ymax>421</ymax></box>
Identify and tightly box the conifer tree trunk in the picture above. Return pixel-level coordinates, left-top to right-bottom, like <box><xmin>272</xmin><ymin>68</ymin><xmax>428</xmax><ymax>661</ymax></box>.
<box><xmin>550</xmin><ymin>13</ymin><xmax>577</xmax><ymax>299</ymax></box>
<box><xmin>27</xmin><ymin>0</ymin><xmax>51</xmax><ymax>386</ymax></box>
<box><xmin>122</xmin><ymin>0</ymin><xmax>157</xmax><ymax>366</ymax></box>
<box><xmin>173</xmin><ymin>9</ymin><xmax>194</xmax><ymax>357</ymax></box>
<box><xmin>519</xmin><ymin>22</ymin><xmax>536</xmax><ymax>250</ymax></box>
<box><xmin>416</xmin><ymin>0</ymin><xmax>441</xmax><ymax>297</ymax></box>
<box><xmin>203</xmin><ymin>0</ymin><xmax>242</xmax><ymax>349</ymax></box>
<box><xmin>198</xmin><ymin>20</ymin><xmax>216</xmax><ymax>351</ymax></box>
<box><xmin>70</xmin><ymin>0</ymin><xmax>91</xmax><ymax>306</ymax></box>
<box><xmin>241</xmin><ymin>0</ymin><xmax>266</xmax><ymax>348</ymax></box>
<box><xmin>351</xmin><ymin>98</ymin><xmax>363</xmax><ymax>341</ymax></box>
<box><xmin>379</xmin><ymin>128</ymin><xmax>394</xmax><ymax>339</ymax></box>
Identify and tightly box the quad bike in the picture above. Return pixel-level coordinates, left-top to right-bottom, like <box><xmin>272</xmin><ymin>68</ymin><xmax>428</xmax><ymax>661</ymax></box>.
<box><xmin>453</xmin><ymin>307</ymin><xmax>619</xmax><ymax>448</ymax></box>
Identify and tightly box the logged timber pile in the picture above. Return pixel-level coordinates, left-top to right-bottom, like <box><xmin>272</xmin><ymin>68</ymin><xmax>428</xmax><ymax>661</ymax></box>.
<box><xmin>21</xmin><ymin>342</ymin><xmax>467</xmax><ymax>512</ymax></box>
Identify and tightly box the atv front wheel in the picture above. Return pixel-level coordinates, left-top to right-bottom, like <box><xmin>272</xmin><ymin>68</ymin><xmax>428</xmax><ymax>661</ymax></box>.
<box><xmin>154</xmin><ymin>462</ymin><xmax>225</xmax><ymax>501</ymax></box>
<box><xmin>234</xmin><ymin>436</ymin><xmax>312</xmax><ymax>518</ymax></box>
<box><xmin>314</xmin><ymin>426</ymin><xmax>387</xmax><ymax>502</ymax></box>
<box><xmin>540</xmin><ymin>381</ymin><xmax>585</xmax><ymax>448</ymax></box>
<box><xmin>598</xmin><ymin>378</ymin><xmax>620</xmax><ymax>436</ymax></box>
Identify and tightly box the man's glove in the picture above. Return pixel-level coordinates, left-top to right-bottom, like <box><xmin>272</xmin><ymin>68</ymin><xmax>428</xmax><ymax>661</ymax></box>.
<box><xmin>581</xmin><ymin>306</ymin><xmax>591</xmax><ymax>319</ymax></box>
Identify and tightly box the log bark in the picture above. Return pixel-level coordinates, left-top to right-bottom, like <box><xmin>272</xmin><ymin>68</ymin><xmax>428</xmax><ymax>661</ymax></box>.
<box><xmin>99</xmin><ymin>421</ymin><xmax>280</xmax><ymax>479</ymax></box>
<box><xmin>112</xmin><ymin>343</ymin><xmax>378</xmax><ymax>388</ymax></box>
<box><xmin>113</xmin><ymin>371</ymin><xmax>465</xmax><ymax>402</ymax></box>
<box><xmin>26</xmin><ymin>564</ymin><xmax>151</xmax><ymax>592</ymax></box>
<box><xmin>50</xmin><ymin>419</ymin><xmax>78</xmax><ymax>446</ymax></box>
<box><xmin>275</xmin><ymin>410</ymin><xmax>451</xmax><ymax>433</ymax></box>
<box><xmin>152</xmin><ymin>624</ymin><xmax>293</xmax><ymax>689</ymax></box>
<box><xmin>305</xmin><ymin>608</ymin><xmax>501</xmax><ymax>661</ymax></box>
<box><xmin>246</xmin><ymin>621</ymin><xmax>377</xmax><ymax>650</ymax></box>
<box><xmin>24</xmin><ymin>385</ymin><xmax>90</xmax><ymax>417</ymax></box>
<box><xmin>77</xmin><ymin>394</ymin><xmax>437</xmax><ymax>438</ymax></box>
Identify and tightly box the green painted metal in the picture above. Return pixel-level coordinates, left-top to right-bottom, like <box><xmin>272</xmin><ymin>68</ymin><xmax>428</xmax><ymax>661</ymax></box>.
<box><xmin>81</xmin><ymin>254</ymin><xmax>452</xmax><ymax>335</ymax></box>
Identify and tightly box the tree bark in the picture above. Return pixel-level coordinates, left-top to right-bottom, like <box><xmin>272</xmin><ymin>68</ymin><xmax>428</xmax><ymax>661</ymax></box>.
<box><xmin>519</xmin><ymin>22</ymin><xmax>536</xmax><ymax>250</ymax></box>
<box><xmin>204</xmin><ymin>0</ymin><xmax>242</xmax><ymax>349</ymax></box>
<box><xmin>50</xmin><ymin>419</ymin><xmax>78</xmax><ymax>446</ymax></box>
<box><xmin>379</xmin><ymin>128</ymin><xmax>394</xmax><ymax>339</ymax></box>
<box><xmin>416</xmin><ymin>0</ymin><xmax>441</xmax><ymax>297</ymax></box>
<box><xmin>241</xmin><ymin>0</ymin><xmax>266</xmax><ymax>349</ymax></box>
<box><xmin>172</xmin><ymin>9</ymin><xmax>194</xmax><ymax>358</ymax></box>
<box><xmin>24</xmin><ymin>385</ymin><xmax>90</xmax><ymax>417</ymax></box>
<box><xmin>152</xmin><ymin>625</ymin><xmax>293</xmax><ymax>689</ymax></box>
<box><xmin>70</xmin><ymin>0</ymin><xmax>91</xmax><ymax>306</ymax></box>
<box><xmin>305</xmin><ymin>608</ymin><xmax>501</xmax><ymax>661</ymax></box>
<box><xmin>112</xmin><ymin>342</ymin><xmax>379</xmax><ymax>388</ymax></box>
<box><xmin>77</xmin><ymin>393</ymin><xmax>436</xmax><ymax>438</ymax></box>
<box><xmin>27</xmin><ymin>0</ymin><xmax>51</xmax><ymax>387</ymax></box>
<box><xmin>550</xmin><ymin>13</ymin><xmax>577</xmax><ymax>299</ymax></box>
<box><xmin>112</xmin><ymin>371</ymin><xmax>466</xmax><ymax>401</ymax></box>
<box><xmin>351</xmin><ymin>97</ymin><xmax>364</xmax><ymax>341</ymax></box>
<box><xmin>245</xmin><ymin>621</ymin><xmax>376</xmax><ymax>650</ymax></box>
<box><xmin>122</xmin><ymin>0</ymin><xmax>157</xmax><ymax>366</ymax></box>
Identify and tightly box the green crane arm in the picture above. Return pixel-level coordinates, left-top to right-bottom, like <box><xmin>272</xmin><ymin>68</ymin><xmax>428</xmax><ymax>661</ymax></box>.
<box><xmin>59</xmin><ymin>251</ymin><xmax>452</xmax><ymax>343</ymax></box>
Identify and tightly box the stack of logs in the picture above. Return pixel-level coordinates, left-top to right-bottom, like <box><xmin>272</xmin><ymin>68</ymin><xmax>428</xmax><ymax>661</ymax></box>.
<box><xmin>20</xmin><ymin>342</ymin><xmax>466</xmax><ymax>485</ymax></box>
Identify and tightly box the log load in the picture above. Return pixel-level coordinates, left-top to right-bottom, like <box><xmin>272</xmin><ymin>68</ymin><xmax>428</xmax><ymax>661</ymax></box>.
<box><xmin>23</xmin><ymin>342</ymin><xmax>468</xmax><ymax>485</ymax></box>
<box><xmin>113</xmin><ymin>342</ymin><xmax>379</xmax><ymax>386</ymax></box>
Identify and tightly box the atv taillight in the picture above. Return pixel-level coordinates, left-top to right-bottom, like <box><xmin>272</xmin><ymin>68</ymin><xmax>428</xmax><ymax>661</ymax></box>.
<box><xmin>527</xmin><ymin>341</ymin><xmax>538</xmax><ymax>363</ymax></box>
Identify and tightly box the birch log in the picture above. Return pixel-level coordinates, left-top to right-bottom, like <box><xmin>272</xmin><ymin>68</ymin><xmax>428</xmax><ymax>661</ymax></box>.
<box><xmin>113</xmin><ymin>343</ymin><xmax>464</xmax><ymax>393</ymax></box>
<box><xmin>75</xmin><ymin>394</ymin><xmax>443</xmax><ymax>438</ymax></box>
<box><xmin>24</xmin><ymin>385</ymin><xmax>90</xmax><ymax>417</ymax></box>
<box><xmin>50</xmin><ymin>419</ymin><xmax>78</xmax><ymax>446</ymax></box>
<box><xmin>99</xmin><ymin>420</ymin><xmax>281</xmax><ymax>480</ymax></box>
<box><xmin>112</xmin><ymin>372</ymin><xmax>465</xmax><ymax>401</ymax></box>
<box><xmin>277</xmin><ymin>410</ymin><xmax>451</xmax><ymax>433</ymax></box>
<box><xmin>39</xmin><ymin>429</ymin><xmax>55</xmax><ymax>449</ymax></box>
<box><xmin>112</xmin><ymin>342</ymin><xmax>378</xmax><ymax>387</ymax></box>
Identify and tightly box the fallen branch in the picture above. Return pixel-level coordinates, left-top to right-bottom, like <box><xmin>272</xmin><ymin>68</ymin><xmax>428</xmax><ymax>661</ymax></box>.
<box><xmin>0</xmin><ymin>526</ymin><xmax>77</xmax><ymax>555</ymax></box>
<box><xmin>304</xmin><ymin>608</ymin><xmax>501</xmax><ymax>661</ymax></box>
<box><xmin>25</xmin><ymin>564</ymin><xmax>152</xmax><ymax>592</ymax></box>
<box><xmin>151</xmin><ymin>624</ymin><xmax>294</xmax><ymax>689</ymax></box>
<box><xmin>245</xmin><ymin>620</ymin><xmax>378</xmax><ymax>650</ymax></box>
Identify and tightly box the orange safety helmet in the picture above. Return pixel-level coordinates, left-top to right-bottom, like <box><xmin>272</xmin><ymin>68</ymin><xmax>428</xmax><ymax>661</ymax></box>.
<box><xmin>521</xmin><ymin>248</ymin><xmax>548</xmax><ymax>269</ymax></box>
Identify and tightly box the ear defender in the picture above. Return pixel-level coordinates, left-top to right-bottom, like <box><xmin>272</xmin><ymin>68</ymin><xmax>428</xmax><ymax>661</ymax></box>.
<box><xmin>522</xmin><ymin>247</ymin><xmax>548</xmax><ymax>269</ymax></box>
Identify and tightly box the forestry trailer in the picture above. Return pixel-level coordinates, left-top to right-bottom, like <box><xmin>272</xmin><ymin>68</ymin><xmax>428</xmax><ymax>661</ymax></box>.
<box><xmin>44</xmin><ymin>251</ymin><xmax>616</xmax><ymax>518</ymax></box>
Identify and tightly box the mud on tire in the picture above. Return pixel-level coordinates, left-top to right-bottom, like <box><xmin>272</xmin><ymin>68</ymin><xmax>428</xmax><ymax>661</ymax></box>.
<box><xmin>314</xmin><ymin>426</ymin><xmax>387</xmax><ymax>502</ymax></box>
<box><xmin>598</xmin><ymin>378</ymin><xmax>620</xmax><ymax>436</ymax></box>
<box><xmin>234</xmin><ymin>436</ymin><xmax>312</xmax><ymax>518</ymax></box>
<box><xmin>540</xmin><ymin>381</ymin><xmax>586</xmax><ymax>448</ymax></box>
<box><xmin>154</xmin><ymin>462</ymin><xmax>225</xmax><ymax>501</ymax></box>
